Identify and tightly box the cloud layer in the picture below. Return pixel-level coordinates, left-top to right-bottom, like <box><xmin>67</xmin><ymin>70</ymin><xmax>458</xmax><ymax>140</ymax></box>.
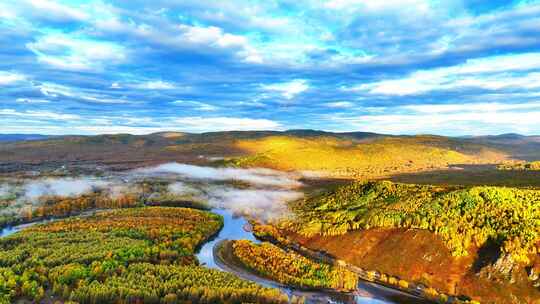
<box><xmin>1</xmin><ymin>0</ymin><xmax>540</xmax><ymax>135</ymax></box>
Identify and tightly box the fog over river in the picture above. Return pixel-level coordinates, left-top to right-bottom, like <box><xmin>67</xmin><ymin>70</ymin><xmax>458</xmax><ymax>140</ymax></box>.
<box><xmin>1</xmin><ymin>163</ymin><xmax>431</xmax><ymax>303</ymax></box>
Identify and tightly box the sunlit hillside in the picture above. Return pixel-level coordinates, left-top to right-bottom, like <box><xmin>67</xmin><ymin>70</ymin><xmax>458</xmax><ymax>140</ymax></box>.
<box><xmin>277</xmin><ymin>180</ymin><xmax>540</xmax><ymax>303</ymax></box>
<box><xmin>232</xmin><ymin>135</ymin><xmax>508</xmax><ymax>178</ymax></box>
<box><xmin>3</xmin><ymin>131</ymin><xmax>539</xmax><ymax>181</ymax></box>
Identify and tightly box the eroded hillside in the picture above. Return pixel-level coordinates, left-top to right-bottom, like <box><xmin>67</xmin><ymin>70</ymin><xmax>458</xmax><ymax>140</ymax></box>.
<box><xmin>273</xmin><ymin>181</ymin><xmax>540</xmax><ymax>303</ymax></box>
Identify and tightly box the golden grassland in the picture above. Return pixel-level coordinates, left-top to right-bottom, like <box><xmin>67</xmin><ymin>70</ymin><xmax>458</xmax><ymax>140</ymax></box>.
<box><xmin>230</xmin><ymin>136</ymin><xmax>508</xmax><ymax>178</ymax></box>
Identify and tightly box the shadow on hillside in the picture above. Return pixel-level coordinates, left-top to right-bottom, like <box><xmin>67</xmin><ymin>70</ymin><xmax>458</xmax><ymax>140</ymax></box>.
<box><xmin>472</xmin><ymin>239</ymin><xmax>501</xmax><ymax>273</ymax></box>
<box><xmin>388</xmin><ymin>164</ymin><xmax>540</xmax><ymax>187</ymax></box>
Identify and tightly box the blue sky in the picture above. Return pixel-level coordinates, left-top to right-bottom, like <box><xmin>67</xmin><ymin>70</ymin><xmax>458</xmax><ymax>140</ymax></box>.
<box><xmin>1</xmin><ymin>0</ymin><xmax>540</xmax><ymax>136</ymax></box>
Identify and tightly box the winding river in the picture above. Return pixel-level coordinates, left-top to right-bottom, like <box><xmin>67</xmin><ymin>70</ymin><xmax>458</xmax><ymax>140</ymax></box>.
<box><xmin>195</xmin><ymin>209</ymin><xmax>433</xmax><ymax>304</ymax></box>
<box><xmin>1</xmin><ymin>209</ymin><xmax>432</xmax><ymax>304</ymax></box>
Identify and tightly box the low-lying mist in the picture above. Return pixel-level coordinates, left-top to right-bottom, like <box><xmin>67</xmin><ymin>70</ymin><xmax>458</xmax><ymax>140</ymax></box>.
<box><xmin>135</xmin><ymin>163</ymin><xmax>302</xmax><ymax>188</ymax></box>
<box><xmin>0</xmin><ymin>162</ymin><xmax>305</xmax><ymax>221</ymax></box>
<box><xmin>24</xmin><ymin>178</ymin><xmax>111</xmax><ymax>200</ymax></box>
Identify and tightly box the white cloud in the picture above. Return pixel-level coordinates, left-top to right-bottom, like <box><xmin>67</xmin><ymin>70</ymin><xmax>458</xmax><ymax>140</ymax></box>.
<box><xmin>39</xmin><ymin>83</ymin><xmax>73</xmax><ymax>98</ymax></box>
<box><xmin>133</xmin><ymin>80</ymin><xmax>175</xmax><ymax>90</ymax></box>
<box><xmin>77</xmin><ymin>95</ymin><xmax>128</xmax><ymax>104</ymax></box>
<box><xmin>27</xmin><ymin>34</ymin><xmax>126</xmax><ymax>71</ymax></box>
<box><xmin>57</xmin><ymin>125</ymin><xmax>170</xmax><ymax>135</ymax></box>
<box><xmin>454</xmin><ymin>53</ymin><xmax>540</xmax><ymax>74</ymax></box>
<box><xmin>16</xmin><ymin>98</ymin><xmax>50</xmax><ymax>104</ymax></box>
<box><xmin>24</xmin><ymin>0</ymin><xmax>89</xmax><ymax>23</ymax></box>
<box><xmin>0</xmin><ymin>109</ymin><xmax>80</xmax><ymax>120</ymax></box>
<box><xmin>262</xmin><ymin>79</ymin><xmax>309</xmax><ymax>99</ymax></box>
<box><xmin>179</xmin><ymin>24</ymin><xmax>246</xmax><ymax>49</ymax></box>
<box><xmin>325</xmin><ymin>0</ymin><xmax>430</xmax><ymax>12</ymax></box>
<box><xmin>178</xmin><ymin>24</ymin><xmax>263</xmax><ymax>64</ymax></box>
<box><xmin>350</xmin><ymin>53</ymin><xmax>540</xmax><ymax>96</ymax></box>
<box><xmin>0</xmin><ymin>113</ymin><xmax>282</xmax><ymax>135</ymax></box>
<box><xmin>325</xmin><ymin>101</ymin><xmax>354</xmax><ymax>108</ymax></box>
<box><xmin>174</xmin><ymin>116</ymin><xmax>281</xmax><ymax>132</ymax></box>
<box><xmin>0</xmin><ymin>3</ymin><xmax>16</xmax><ymax>20</ymax></box>
<box><xmin>325</xmin><ymin>101</ymin><xmax>540</xmax><ymax>135</ymax></box>
<box><xmin>173</xmin><ymin>100</ymin><xmax>218</xmax><ymax>111</ymax></box>
<box><xmin>357</xmin><ymin>112</ymin><xmax>540</xmax><ymax>135</ymax></box>
<box><xmin>94</xmin><ymin>18</ymin><xmax>262</xmax><ymax>64</ymax></box>
<box><xmin>0</xmin><ymin>71</ymin><xmax>26</xmax><ymax>86</ymax></box>
<box><xmin>402</xmin><ymin>102</ymin><xmax>540</xmax><ymax>114</ymax></box>
<box><xmin>38</xmin><ymin>82</ymin><xmax>127</xmax><ymax>104</ymax></box>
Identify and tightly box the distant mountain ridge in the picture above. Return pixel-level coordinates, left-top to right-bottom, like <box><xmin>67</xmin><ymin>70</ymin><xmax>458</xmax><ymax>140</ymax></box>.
<box><xmin>0</xmin><ymin>134</ymin><xmax>52</xmax><ymax>142</ymax></box>
<box><xmin>0</xmin><ymin>129</ymin><xmax>538</xmax><ymax>175</ymax></box>
<box><xmin>2</xmin><ymin>130</ymin><xmax>538</xmax><ymax>141</ymax></box>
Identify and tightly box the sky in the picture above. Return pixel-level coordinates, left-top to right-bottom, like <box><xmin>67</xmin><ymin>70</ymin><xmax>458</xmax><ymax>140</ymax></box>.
<box><xmin>1</xmin><ymin>0</ymin><xmax>540</xmax><ymax>136</ymax></box>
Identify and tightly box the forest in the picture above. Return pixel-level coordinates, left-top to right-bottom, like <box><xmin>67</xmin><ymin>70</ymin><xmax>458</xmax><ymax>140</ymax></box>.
<box><xmin>0</xmin><ymin>207</ymin><xmax>291</xmax><ymax>304</ymax></box>
<box><xmin>0</xmin><ymin>178</ymin><xmax>210</xmax><ymax>229</ymax></box>
<box><xmin>286</xmin><ymin>181</ymin><xmax>540</xmax><ymax>264</ymax></box>
<box><xmin>498</xmin><ymin>161</ymin><xmax>540</xmax><ymax>171</ymax></box>
<box><xmin>0</xmin><ymin>190</ymin><xmax>140</xmax><ymax>229</ymax></box>
<box><xmin>231</xmin><ymin>240</ymin><xmax>358</xmax><ymax>291</ymax></box>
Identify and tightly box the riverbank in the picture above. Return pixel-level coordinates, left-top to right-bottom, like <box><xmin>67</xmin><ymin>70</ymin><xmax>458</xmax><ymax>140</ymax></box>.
<box><xmin>214</xmin><ymin>239</ymin><xmax>363</xmax><ymax>303</ymax></box>
<box><xmin>2</xmin><ymin>205</ymin><xmax>455</xmax><ymax>304</ymax></box>
<box><xmin>252</xmin><ymin>224</ymin><xmax>460</xmax><ymax>304</ymax></box>
<box><xmin>0</xmin><ymin>208</ymin><xmax>106</xmax><ymax>237</ymax></box>
<box><xmin>196</xmin><ymin>208</ymin><xmax>442</xmax><ymax>304</ymax></box>
<box><xmin>0</xmin><ymin>199</ymin><xmax>210</xmax><ymax>234</ymax></box>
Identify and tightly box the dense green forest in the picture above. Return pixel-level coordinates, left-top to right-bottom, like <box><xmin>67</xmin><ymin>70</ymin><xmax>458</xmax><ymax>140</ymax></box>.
<box><xmin>231</xmin><ymin>240</ymin><xmax>358</xmax><ymax>291</ymax></box>
<box><xmin>287</xmin><ymin>181</ymin><xmax>540</xmax><ymax>263</ymax></box>
<box><xmin>0</xmin><ymin>207</ymin><xmax>290</xmax><ymax>304</ymax></box>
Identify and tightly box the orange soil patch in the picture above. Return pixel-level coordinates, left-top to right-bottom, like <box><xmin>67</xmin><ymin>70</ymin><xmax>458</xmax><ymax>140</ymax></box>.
<box><xmin>285</xmin><ymin>228</ymin><xmax>540</xmax><ymax>303</ymax></box>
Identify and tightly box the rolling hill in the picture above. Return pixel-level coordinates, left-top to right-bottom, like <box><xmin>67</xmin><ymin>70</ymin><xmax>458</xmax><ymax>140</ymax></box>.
<box><xmin>0</xmin><ymin>130</ymin><xmax>538</xmax><ymax>178</ymax></box>
<box><xmin>0</xmin><ymin>134</ymin><xmax>52</xmax><ymax>142</ymax></box>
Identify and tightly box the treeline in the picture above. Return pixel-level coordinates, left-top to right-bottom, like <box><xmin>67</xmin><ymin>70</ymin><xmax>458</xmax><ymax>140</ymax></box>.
<box><xmin>0</xmin><ymin>262</ymin><xmax>290</xmax><ymax>304</ymax></box>
<box><xmin>30</xmin><ymin>193</ymin><xmax>140</xmax><ymax>220</ymax></box>
<box><xmin>0</xmin><ymin>207</ymin><xmax>293</xmax><ymax>304</ymax></box>
<box><xmin>287</xmin><ymin>181</ymin><xmax>540</xmax><ymax>264</ymax></box>
<box><xmin>498</xmin><ymin>161</ymin><xmax>540</xmax><ymax>171</ymax></box>
<box><xmin>32</xmin><ymin>207</ymin><xmax>223</xmax><ymax>254</ymax></box>
<box><xmin>0</xmin><ymin>192</ymin><xmax>141</xmax><ymax>229</ymax></box>
<box><xmin>0</xmin><ymin>179</ymin><xmax>213</xmax><ymax>228</ymax></box>
<box><xmin>69</xmin><ymin>263</ymin><xmax>290</xmax><ymax>304</ymax></box>
<box><xmin>231</xmin><ymin>240</ymin><xmax>358</xmax><ymax>291</ymax></box>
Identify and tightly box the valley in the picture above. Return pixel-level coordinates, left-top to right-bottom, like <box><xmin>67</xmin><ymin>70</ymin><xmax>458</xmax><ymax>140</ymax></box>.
<box><xmin>4</xmin><ymin>0</ymin><xmax>540</xmax><ymax>302</ymax></box>
<box><xmin>0</xmin><ymin>131</ymin><xmax>539</xmax><ymax>303</ymax></box>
